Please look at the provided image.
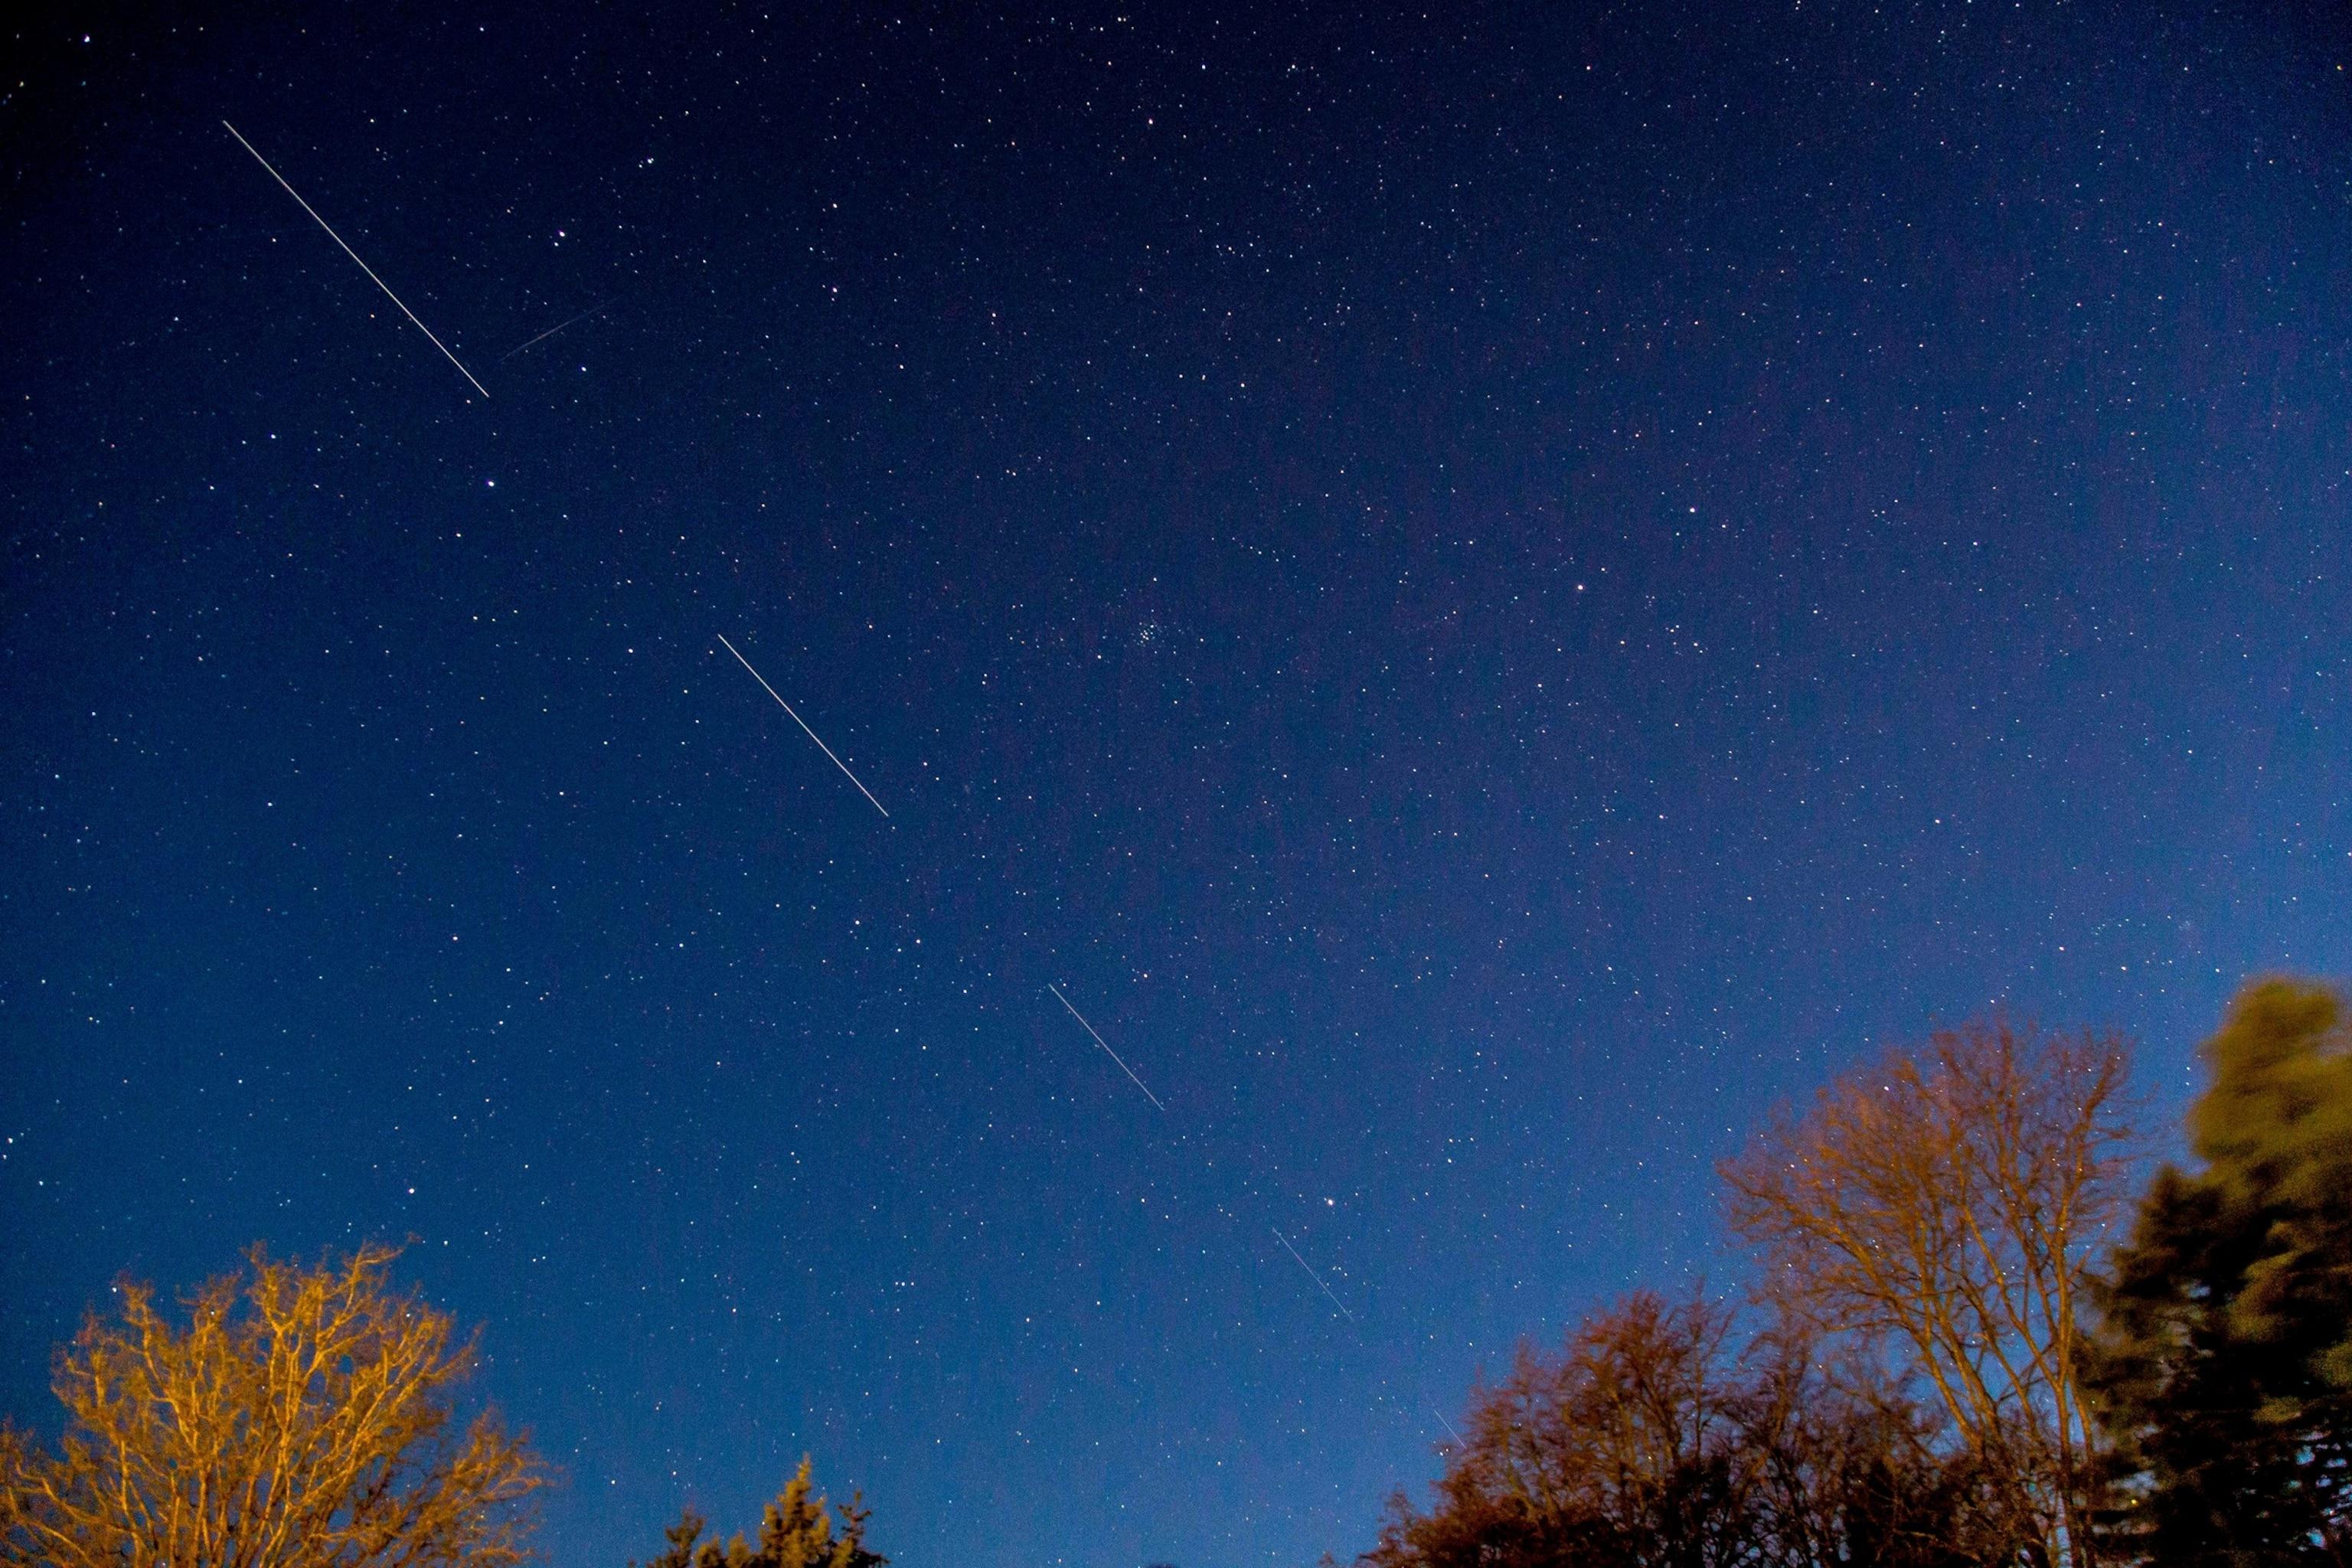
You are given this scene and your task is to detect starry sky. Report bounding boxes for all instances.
[3,3,2348,1565]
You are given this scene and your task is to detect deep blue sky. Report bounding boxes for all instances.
[4,3,2348,1565]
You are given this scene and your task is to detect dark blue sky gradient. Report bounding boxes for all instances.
[4,4,2348,1565]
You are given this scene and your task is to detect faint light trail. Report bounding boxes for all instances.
[501,299,612,359]
[1271,1227,1355,1322]
[715,632,890,818]
[221,120,490,400]
[1047,984,1165,1112]
[1430,1406,1465,1445]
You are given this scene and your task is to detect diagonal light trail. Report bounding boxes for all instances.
[222,120,489,400]
[1047,984,1165,1112]
[1271,1227,1356,1322]
[1046,981,1378,1333]
[501,299,611,359]
[716,632,889,818]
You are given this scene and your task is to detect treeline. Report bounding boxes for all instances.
[1358,979,2352,1566]
[2,979,2344,1568]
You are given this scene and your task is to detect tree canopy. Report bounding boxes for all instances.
[2091,978,2352,1560]
[0,1244,543,1568]
[1361,1290,2018,1567]
[1722,1021,2130,1563]
[632,1458,884,1568]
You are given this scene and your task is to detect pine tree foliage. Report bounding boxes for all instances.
[2091,978,2352,1561]
[632,1458,884,1568]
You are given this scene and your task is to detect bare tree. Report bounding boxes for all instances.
[1721,1021,2131,1565]
[1358,1291,2024,1568]
[0,1244,544,1568]
[1363,1290,1755,1568]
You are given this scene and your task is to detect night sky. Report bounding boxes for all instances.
[4,3,2349,1565]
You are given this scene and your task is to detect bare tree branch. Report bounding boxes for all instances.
[0,1245,546,1568]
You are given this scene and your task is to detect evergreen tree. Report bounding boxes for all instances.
[2092,978,2352,1560]
[633,1457,884,1568]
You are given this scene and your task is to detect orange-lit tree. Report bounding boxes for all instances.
[0,1243,544,1568]
[1722,1020,2132,1565]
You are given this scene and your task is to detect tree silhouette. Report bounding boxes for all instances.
[1357,1292,2004,1566]
[2091,978,2352,1560]
[632,1458,884,1568]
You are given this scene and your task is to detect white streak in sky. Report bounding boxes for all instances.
[1272,1227,1355,1322]
[1047,984,1165,1112]
[221,120,490,400]
[501,300,612,359]
[715,632,890,818]
[1430,1406,1465,1446]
